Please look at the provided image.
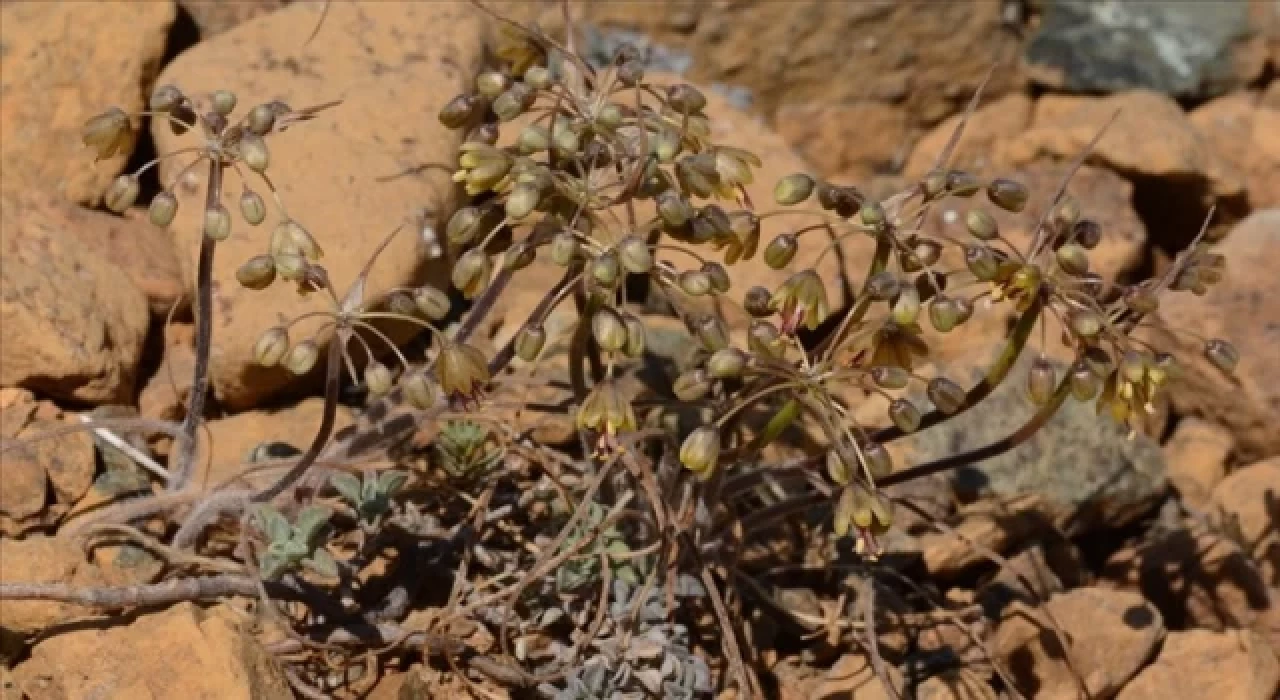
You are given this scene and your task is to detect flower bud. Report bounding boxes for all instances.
[774,173,815,205]
[149,84,183,113]
[516,123,550,154]
[702,262,730,294]
[1204,339,1238,376]
[679,426,720,476]
[364,362,394,396]
[1028,356,1056,405]
[694,314,729,352]
[503,241,535,271]
[274,252,307,281]
[236,254,277,290]
[239,190,267,225]
[148,191,179,227]
[239,132,269,173]
[253,327,290,367]
[1121,349,1148,383]
[387,291,418,318]
[707,348,747,379]
[921,170,948,199]
[891,286,922,325]
[946,170,983,197]
[763,234,798,270]
[965,208,998,240]
[278,220,322,260]
[1051,195,1081,230]
[492,89,526,122]
[889,398,922,433]
[928,296,961,333]
[964,244,999,281]
[863,442,893,479]
[439,93,481,129]
[927,377,966,414]
[283,340,319,376]
[597,103,623,129]
[667,84,706,114]
[1056,243,1089,276]
[511,323,545,362]
[82,107,133,160]
[745,286,773,317]
[505,183,541,220]
[657,191,693,228]
[211,89,237,116]
[524,65,552,89]
[1124,286,1159,314]
[1069,309,1102,338]
[859,201,886,228]
[827,450,853,485]
[617,235,653,274]
[247,104,275,135]
[105,175,140,213]
[678,269,713,297]
[591,308,629,353]
[1073,218,1102,249]
[204,203,232,241]
[475,71,509,99]
[1069,362,1100,401]
[749,320,783,359]
[1083,346,1114,378]
[452,249,491,299]
[550,231,579,266]
[403,371,437,409]
[673,368,711,402]
[446,206,483,245]
[589,251,621,288]
[987,178,1029,212]
[414,285,451,320]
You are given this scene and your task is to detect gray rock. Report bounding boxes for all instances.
[905,352,1167,535]
[1026,0,1251,98]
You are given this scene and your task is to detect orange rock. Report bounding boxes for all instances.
[1116,629,1279,700]
[1163,417,1235,509]
[1210,457,1280,586]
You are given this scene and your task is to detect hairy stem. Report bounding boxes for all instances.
[170,160,223,491]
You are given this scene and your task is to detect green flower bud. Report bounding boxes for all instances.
[863,442,893,479]
[889,398,922,433]
[1028,356,1056,405]
[283,340,319,376]
[617,235,653,274]
[104,175,140,213]
[591,308,629,353]
[403,371,437,409]
[1069,362,1100,401]
[964,244,999,281]
[247,104,275,135]
[524,65,552,89]
[651,127,681,163]
[859,201,886,227]
[277,220,322,261]
[679,269,713,297]
[866,271,901,301]
[414,285,451,321]
[987,177,1029,212]
[1124,286,1159,314]
[211,89,237,116]
[452,249,491,299]
[253,327,290,367]
[203,203,232,241]
[550,231,579,266]
[239,190,267,225]
[503,241,535,271]
[946,170,983,197]
[827,450,853,485]
[870,366,909,390]
[702,262,730,294]
[891,286,922,325]
[475,71,509,99]
[492,89,526,122]
[1073,218,1102,249]
[148,191,179,228]
[965,208,998,240]
[273,252,307,281]
[517,124,550,154]
[239,132,269,173]
[597,103,623,129]
[590,251,621,288]
[657,191,694,228]
[927,377,966,414]
[679,425,720,477]
[928,296,961,333]
[236,254,277,290]
[364,362,394,396]
[694,314,729,352]
[921,170,948,200]
[446,206,483,245]
[623,315,646,358]
[745,286,773,317]
[1051,195,1080,230]
[1204,339,1238,376]
[749,320,783,359]
[707,348,747,379]
[1121,349,1148,384]
[505,183,541,220]
[774,173,815,205]
[673,368,711,402]
[1069,309,1102,338]
[763,233,798,270]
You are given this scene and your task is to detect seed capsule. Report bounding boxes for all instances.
[863,442,893,479]
[239,190,267,225]
[965,244,999,281]
[774,173,815,205]
[965,208,998,240]
[694,315,729,352]
[987,177,1029,212]
[1073,218,1102,249]
[247,104,275,135]
[148,191,179,228]
[452,249,491,299]
[211,89,237,116]
[763,234,798,270]
[928,296,961,333]
[590,252,621,288]
[204,204,232,241]
[870,366,909,390]
[439,93,481,129]
[591,308,629,353]
[927,377,966,414]
[745,286,773,317]
[149,84,183,113]
[889,398,922,433]
[707,348,747,379]
[403,371,437,409]
[283,341,319,376]
[550,231,579,266]
[104,175,140,213]
[1028,356,1056,405]
[253,327,290,367]
[236,254,277,290]
[1069,362,1101,401]
[679,270,713,297]
[617,235,653,274]
[1056,243,1089,276]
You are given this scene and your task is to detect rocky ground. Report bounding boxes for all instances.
[1,1,1279,699]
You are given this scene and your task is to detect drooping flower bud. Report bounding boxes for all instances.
[987,177,1029,212]
[707,348,747,379]
[211,89,237,116]
[236,254,277,290]
[774,173,815,205]
[452,249,492,299]
[104,175,140,213]
[679,425,720,477]
[889,398,922,433]
[414,285,451,321]
[148,191,179,228]
[239,132,269,173]
[403,371,437,410]
[965,208,998,240]
[591,308,629,353]
[1204,339,1239,376]
[253,327,290,367]
[247,104,275,135]
[763,233,798,270]
[364,362,394,396]
[1027,356,1057,405]
[673,368,711,402]
[203,203,232,241]
[82,107,133,160]
[238,190,267,225]
[927,377,966,414]
[617,235,653,274]
[436,342,490,404]
[283,340,319,376]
